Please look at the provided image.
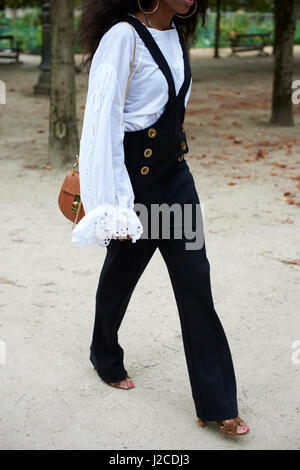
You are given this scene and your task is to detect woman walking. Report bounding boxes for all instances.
[72,0,249,436]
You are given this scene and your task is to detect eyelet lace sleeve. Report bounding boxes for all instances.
[71,23,143,248]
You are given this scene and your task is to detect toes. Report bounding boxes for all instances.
[125,376,135,388]
[237,424,249,434]
[119,382,129,389]
[122,380,130,388]
[120,378,134,389]
[221,419,250,435]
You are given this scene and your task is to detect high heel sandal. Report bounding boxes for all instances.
[197,416,250,436]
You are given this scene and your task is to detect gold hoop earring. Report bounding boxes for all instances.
[138,0,160,15]
[175,0,198,18]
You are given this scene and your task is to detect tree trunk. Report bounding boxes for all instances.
[270,0,296,126]
[214,0,221,59]
[49,0,78,168]
[34,1,51,96]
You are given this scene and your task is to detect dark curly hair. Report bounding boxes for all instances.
[78,0,208,69]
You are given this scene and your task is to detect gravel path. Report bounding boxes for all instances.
[0,48,299,450]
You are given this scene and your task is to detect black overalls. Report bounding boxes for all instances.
[90,14,239,422]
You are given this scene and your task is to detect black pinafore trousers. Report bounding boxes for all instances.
[122,14,194,209]
[91,18,239,424]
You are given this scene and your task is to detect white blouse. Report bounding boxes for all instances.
[71,15,192,248]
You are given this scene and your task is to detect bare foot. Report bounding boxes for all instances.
[221,418,250,435]
[108,376,135,389]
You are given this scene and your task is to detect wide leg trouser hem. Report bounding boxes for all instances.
[196,403,239,422]
[90,355,128,384]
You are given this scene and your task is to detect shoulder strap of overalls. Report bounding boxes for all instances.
[124,14,177,104]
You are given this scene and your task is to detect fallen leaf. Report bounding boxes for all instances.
[232,175,251,179]
[272,162,287,169]
[213,154,228,160]
[280,259,300,266]
[223,134,236,140]
[256,149,269,159]
[290,174,300,180]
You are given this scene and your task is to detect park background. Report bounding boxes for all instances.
[1,2,300,52]
[0,0,299,451]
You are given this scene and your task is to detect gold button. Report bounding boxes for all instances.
[182,125,185,132]
[148,128,157,138]
[181,141,187,151]
[178,155,184,162]
[141,166,150,175]
[144,148,153,158]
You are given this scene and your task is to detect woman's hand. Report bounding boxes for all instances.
[119,235,132,241]
[112,235,132,241]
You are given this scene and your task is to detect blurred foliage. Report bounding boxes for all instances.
[0,8,81,53]
[0,0,42,7]
[0,9,42,53]
[1,0,273,8]
[0,4,299,53]
[1,0,81,7]
[209,0,274,12]
[193,10,299,48]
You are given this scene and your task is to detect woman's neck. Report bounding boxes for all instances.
[132,6,175,31]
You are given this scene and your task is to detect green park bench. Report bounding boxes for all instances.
[229,32,271,56]
[0,35,22,63]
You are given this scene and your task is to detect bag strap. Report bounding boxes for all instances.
[121,22,137,111]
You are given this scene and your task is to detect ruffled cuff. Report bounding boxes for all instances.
[71,204,144,248]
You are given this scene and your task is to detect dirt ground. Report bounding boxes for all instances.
[0,46,299,450]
